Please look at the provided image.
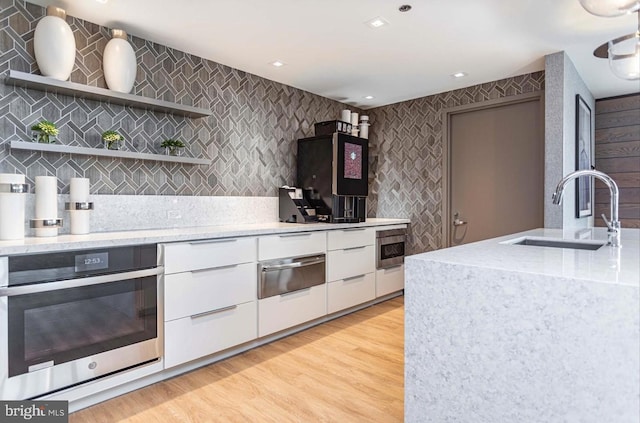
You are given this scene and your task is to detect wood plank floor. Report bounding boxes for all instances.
[70,297,404,423]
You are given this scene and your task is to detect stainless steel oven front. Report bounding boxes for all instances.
[376,228,407,269]
[0,244,162,400]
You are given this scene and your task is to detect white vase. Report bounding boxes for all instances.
[33,6,76,81]
[103,29,137,93]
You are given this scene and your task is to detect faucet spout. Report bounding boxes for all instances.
[551,169,621,247]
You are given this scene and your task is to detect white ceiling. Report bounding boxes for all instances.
[26,0,640,109]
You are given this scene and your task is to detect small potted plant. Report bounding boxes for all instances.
[102,130,124,150]
[160,139,186,156]
[31,120,59,143]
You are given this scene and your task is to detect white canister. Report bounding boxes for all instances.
[0,174,27,240]
[34,176,59,237]
[34,6,76,81]
[360,115,370,139]
[103,29,137,93]
[69,177,90,235]
[341,109,351,123]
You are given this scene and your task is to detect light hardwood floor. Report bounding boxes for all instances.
[70,296,404,423]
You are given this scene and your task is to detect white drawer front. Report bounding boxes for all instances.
[258,284,326,337]
[327,245,375,282]
[164,301,257,368]
[163,237,256,274]
[327,272,375,314]
[258,232,326,261]
[376,265,404,297]
[164,262,256,321]
[327,227,375,251]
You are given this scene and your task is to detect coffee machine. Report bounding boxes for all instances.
[295,132,368,223]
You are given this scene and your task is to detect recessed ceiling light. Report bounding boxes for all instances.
[398,5,412,12]
[366,17,388,28]
[270,60,285,67]
[95,0,108,3]
[452,72,467,78]
[364,95,374,100]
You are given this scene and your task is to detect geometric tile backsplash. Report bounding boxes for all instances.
[368,72,545,254]
[0,1,545,255]
[0,0,355,196]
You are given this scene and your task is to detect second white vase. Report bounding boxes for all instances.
[34,6,76,81]
[103,29,137,93]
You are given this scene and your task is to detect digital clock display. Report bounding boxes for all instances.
[74,252,109,272]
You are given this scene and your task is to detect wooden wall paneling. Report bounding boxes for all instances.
[596,125,640,144]
[594,94,640,228]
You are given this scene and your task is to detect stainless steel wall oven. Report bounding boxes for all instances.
[0,244,162,399]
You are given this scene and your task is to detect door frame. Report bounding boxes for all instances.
[441,91,544,248]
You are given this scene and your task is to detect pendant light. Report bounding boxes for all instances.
[578,0,640,17]
[593,11,640,80]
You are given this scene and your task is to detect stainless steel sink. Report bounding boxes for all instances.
[505,237,606,251]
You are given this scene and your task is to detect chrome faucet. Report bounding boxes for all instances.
[551,169,621,247]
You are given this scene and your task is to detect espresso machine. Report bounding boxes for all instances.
[294,132,368,223]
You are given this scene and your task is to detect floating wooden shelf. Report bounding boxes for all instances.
[10,141,211,165]
[6,70,212,118]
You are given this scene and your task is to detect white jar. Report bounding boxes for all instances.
[34,6,76,81]
[103,29,137,93]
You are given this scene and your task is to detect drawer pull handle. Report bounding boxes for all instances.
[343,274,366,282]
[344,246,366,251]
[189,238,238,245]
[190,263,239,274]
[383,264,403,270]
[261,256,325,271]
[343,228,366,232]
[191,305,237,319]
[278,233,312,238]
[280,287,311,297]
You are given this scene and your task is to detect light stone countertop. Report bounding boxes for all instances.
[404,227,640,422]
[0,218,409,256]
[406,227,640,287]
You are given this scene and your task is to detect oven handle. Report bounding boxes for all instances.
[0,267,163,297]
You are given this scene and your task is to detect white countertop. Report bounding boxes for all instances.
[0,218,409,255]
[407,227,640,287]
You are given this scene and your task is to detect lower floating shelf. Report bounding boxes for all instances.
[9,140,211,165]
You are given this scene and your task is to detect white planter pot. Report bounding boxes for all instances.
[103,29,137,93]
[33,6,76,81]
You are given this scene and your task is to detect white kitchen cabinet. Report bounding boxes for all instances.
[376,264,404,297]
[164,301,257,369]
[326,227,375,251]
[164,262,256,322]
[163,237,256,274]
[162,237,258,368]
[325,227,376,314]
[258,284,327,337]
[327,273,375,314]
[326,245,375,283]
[258,232,325,261]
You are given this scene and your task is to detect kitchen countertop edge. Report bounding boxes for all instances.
[0,218,410,255]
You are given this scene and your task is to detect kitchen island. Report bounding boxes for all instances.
[405,228,639,423]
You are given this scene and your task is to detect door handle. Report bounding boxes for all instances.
[452,212,467,227]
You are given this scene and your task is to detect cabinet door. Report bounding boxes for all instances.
[327,273,375,314]
[376,265,404,297]
[327,228,374,251]
[327,245,375,282]
[164,263,256,321]
[258,284,327,337]
[163,237,256,274]
[258,232,326,261]
[164,301,257,368]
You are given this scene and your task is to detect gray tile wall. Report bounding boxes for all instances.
[0,0,356,196]
[368,72,545,254]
